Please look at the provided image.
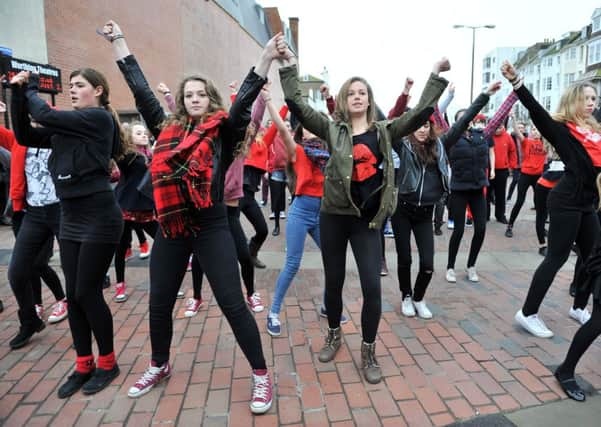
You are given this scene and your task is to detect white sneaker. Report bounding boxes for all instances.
[569,307,591,325]
[446,268,456,283]
[467,267,479,282]
[413,300,433,319]
[515,310,554,338]
[176,290,185,299]
[269,212,275,220]
[447,220,455,230]
[401,296,416,317]
[280,211,286,219]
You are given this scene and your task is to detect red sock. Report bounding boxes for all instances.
[75,355,95,374]
[97,352,116,370]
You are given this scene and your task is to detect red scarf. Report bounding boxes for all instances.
[151,111,228,237]
[567,122,601,167]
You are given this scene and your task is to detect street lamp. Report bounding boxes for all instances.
[453,24,496,102]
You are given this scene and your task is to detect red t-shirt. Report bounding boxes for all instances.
[520,138,546,175]
[293,144,324,197]
[492,131,517,169]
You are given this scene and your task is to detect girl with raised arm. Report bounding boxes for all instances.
[279,47,449,384]
[102,20,282,413]
[10,68,125,398]
[501,60,600,338]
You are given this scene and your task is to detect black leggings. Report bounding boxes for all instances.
[447,189,487,269]
[320,212,381,343]
[487,168,509,221]
[534,184,551,245]
[11,210,64,305]
[507,168,520,200]
[192,205,254,298]
[8,204,63,327]
[115,220,158,283]
[60,239,117,356]
[391,201,434,302]
[131,223,147,246]
[522,208,599,316]
[240,188,268,255]
[558,298,601,377]
[148,205,265,368]
[509,172,540,226]
[269,176,286,229]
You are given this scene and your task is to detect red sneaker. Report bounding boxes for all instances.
[246,293,264,313]
[127,361,171,398]
[48,299,68,323]
[184,298,203,317]
[139,242,150,259]
[114,282,128,302]
[250,369,273,414]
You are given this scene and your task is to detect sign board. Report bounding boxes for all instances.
[0,54,62,93]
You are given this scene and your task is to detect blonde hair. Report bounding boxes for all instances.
[162,75,225,128]
[334,76,376,126]
[553,82,601,132]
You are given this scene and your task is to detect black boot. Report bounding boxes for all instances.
[58,370,94,398]
[82,365,120,395]
[9,318,46,349]
[248,239,266,269]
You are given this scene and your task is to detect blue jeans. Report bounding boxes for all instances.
[270,195,321,315]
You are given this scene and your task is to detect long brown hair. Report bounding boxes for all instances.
[407,122,439,165]
[162,75,225,128]
[553,82,601,132]
[70,68,126,160]
[334,76,376,126]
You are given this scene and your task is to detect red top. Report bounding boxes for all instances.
[293,144,324,197]
[492,130,517,169]
[520,138,546,175]
[244,105,289,171]
[267,135,288,172]
[0,126,27,212]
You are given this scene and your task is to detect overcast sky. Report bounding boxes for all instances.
[261,0,600,113]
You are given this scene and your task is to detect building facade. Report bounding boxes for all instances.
[481,47,525,115]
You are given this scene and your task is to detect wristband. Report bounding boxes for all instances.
[163,91,171,95]
[111,34,125,42]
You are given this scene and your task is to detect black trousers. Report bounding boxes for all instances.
[559,298,601,376]
[240,188,268,255]
[509,172,540,226]
[507,168,520,200]
[131,223,147,245]
[320,212,381,343]
[433,197,446,230]
[8,204,62,327]
[391,201,435,302]
[60,240,117,356]
[522,207,599,316]
[192,205,255,298]
[487,168,509,221]
[11,210,64,305]
[115,220,158,283]
[447,189,487,269]
[148,204,266,368]
[534,184,551,245]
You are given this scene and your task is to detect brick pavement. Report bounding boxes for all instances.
[0,203,600,426]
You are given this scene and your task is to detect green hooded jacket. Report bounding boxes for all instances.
[279,65,448,229]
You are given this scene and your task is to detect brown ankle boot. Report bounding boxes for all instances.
[361,341,382,384]
[318,327,341,362]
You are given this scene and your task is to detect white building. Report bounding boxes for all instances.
[583,8,601,94]
[481,47,525,115]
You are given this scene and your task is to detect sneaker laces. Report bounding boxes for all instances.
[136,366,162,387]
[268,314,280,326]
[52,300,66,315]
[252,374,271,401]
[186,298,198,310]
[249,293,261,305]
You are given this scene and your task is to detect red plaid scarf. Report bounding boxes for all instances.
[151,111,228,237]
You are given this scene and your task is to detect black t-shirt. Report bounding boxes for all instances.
[351,130,383,220]
[402,162,443,206]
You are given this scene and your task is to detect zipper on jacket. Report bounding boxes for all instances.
[417,166,426,206]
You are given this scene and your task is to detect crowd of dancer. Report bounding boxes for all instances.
[1,18,601,415]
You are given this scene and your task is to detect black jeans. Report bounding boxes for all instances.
[8,204,62,327]
[131,223,147,246]
[11,210,64,305]
[391,201,434,302]
[115,220,158,283]
[534,184,551,245]
[240,188,268,255]
[447,189,487,269]
[192,205,255,298]
[487,168,509,221]
[60,240,117,356]
[507,168,520,200]
[509,172,540,226]
[148,204,266,368]
[522,207,599,316]
[434,197,446,230]
[320,212,381,343]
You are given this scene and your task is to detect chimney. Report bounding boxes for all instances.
[289,17,299,56]
[263,7,283,36]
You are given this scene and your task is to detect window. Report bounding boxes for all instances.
[570,47,577,60]
[589,40,601,65]
[593,15,601,33]
[483,57,491,68]
[544,97,551,110]
[545,57,553,67]
[581,45,585,63]
[557,55,560,65]
[483,72,490,83]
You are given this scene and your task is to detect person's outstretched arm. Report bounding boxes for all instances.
[483,91,519,140]
[263,87,296,162]
[388,77,413,119]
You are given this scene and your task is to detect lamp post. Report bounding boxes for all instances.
[453,24,496,102]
